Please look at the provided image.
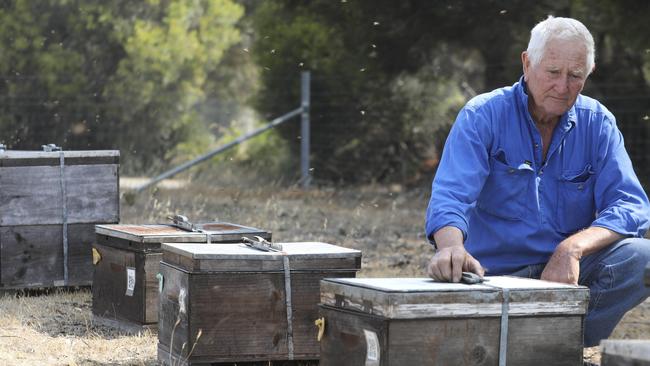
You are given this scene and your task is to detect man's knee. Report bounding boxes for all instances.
[580,237,650,305]
[581,237,650,346]
[610,237,650,269]
[586,237,650,266]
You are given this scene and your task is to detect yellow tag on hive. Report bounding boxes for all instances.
[92,247,102,265]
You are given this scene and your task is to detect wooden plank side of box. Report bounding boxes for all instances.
[0,223,97,288]
[320,277,588,318]
[157,263,195,364]
[318,277,587,366]
[318,306,391,366]
[319,305,501,366]
[0,164,119,226]
[504,315,583,365]
[91,243,161,324]
[157,242,362,364]
[170,270,358,362]
[290,271,356,356]
[189,271,292,360]
[157,345,322,366]
[320,306,582,366]
[601,340,650,366]
[0,150,119,167]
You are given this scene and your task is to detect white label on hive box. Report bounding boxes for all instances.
[364,329,380,366]
[179,287,187,314]
[125,267,136,296]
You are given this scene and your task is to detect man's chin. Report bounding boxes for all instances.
[544,103,572,117]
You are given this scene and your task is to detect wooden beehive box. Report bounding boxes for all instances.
[157,242,362,365]
[318,277,589,366]
[92,222,271,330]
[0,149,119,289]
[601,340,650,366]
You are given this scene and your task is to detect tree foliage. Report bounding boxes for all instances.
[252,0,650,185]
[1,1,648,185]
[0,0,243,173]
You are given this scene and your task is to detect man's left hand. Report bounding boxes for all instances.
[540,227,624,285]
[540,240,581,285]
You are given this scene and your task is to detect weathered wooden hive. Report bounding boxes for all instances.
[0,147,119,289]
[157,241,362,365]
[318,277,589,366]
[601,340,650,366]
[92,218,271,330]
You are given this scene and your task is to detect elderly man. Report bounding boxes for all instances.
[425,16,650,347]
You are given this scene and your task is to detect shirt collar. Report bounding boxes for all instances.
[515,75,577,132]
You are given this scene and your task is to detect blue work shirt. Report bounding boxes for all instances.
[425,76,650,275]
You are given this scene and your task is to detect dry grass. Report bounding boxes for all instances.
[1,176,649,365]
[119,179,434,278]
[0,290,156,365]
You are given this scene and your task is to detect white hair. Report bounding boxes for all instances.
[526,16,595,73]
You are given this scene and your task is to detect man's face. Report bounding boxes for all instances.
[522,38,592,122]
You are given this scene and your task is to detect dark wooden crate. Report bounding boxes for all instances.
[0,150,119,289]
[91,223,271,327]
[158,347,319,366]
[601,340,650,366]
[318,277,589,366]
[92,242,161,326]
[1,223,99,288]
[157,242,362,365]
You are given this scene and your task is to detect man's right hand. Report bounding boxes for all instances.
[427,226,484,282]
[427,245,484,282]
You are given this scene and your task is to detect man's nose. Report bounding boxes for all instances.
[554,75,570,94]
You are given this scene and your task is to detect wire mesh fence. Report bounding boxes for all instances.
[1,73,650,191]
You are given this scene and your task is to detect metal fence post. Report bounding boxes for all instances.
[301,71,311,188]
[131,72,310,194]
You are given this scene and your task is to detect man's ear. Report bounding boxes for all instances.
[521,51,530,80]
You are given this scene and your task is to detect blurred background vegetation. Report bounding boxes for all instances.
[0,0,649,187]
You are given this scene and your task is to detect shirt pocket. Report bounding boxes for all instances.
[477,154,532,220]
[556,164,596,234]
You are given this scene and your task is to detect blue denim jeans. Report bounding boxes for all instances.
[507,238,650,347]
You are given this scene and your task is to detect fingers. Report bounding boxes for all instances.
[427,258,444,281]
[427,249,450,281]
[450,248,464,283]
[540,250,580,285]
[428,246,482,283]
[464,254,486,277]
[438,249,453,281]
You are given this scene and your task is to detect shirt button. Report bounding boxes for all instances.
[578,184,584,190]
[539,170,544,175]
[534,143,539,148]
[508,168,515,173]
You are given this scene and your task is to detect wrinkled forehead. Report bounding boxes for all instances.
[539,37,590,70]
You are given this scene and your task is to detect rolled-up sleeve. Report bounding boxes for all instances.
[425,106,493,244]
[591,118,650,237]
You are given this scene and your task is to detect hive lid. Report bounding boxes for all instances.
[320,277,589,319]
[161,242,362,271]
[96,222,271,245]
[1,150,119,226]
[0,150,119,166]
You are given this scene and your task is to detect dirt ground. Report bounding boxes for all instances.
[1,179,649,365]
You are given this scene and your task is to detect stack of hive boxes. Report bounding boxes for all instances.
[0,148,119,289]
